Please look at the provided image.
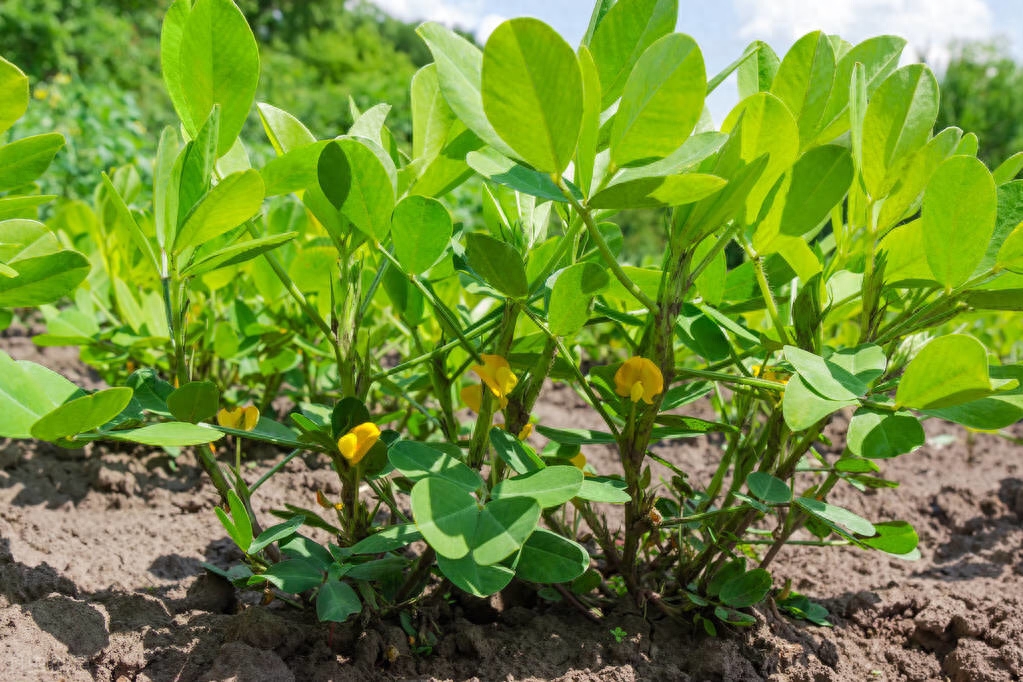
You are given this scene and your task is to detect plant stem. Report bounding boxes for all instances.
[557,179,660,314]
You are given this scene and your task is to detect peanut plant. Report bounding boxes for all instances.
[2,0,1022,633]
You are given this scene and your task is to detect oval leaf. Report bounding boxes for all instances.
[610,33,706,168]
[410,477,480,560]
[895,335,992,410]
[464,232,527,297]
[30,387,134,442]
[921,155,997,290]
[515,529,590,584]
[391,195,451,274]
[482,18,582,174]
[490,466,583,509]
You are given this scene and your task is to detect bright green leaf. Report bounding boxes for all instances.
[481,18,582,174]
[30,387,133,442]
[411,477,479,560]
[391,195,452,274]
[610,33,705,168]
[921,156,997,290]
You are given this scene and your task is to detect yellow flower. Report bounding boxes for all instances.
[33,87,48,101]
[217,405,260,431]
[470,354,518,409]
[337,422,381,465]
[517,423,533,441]
[569,452,587,470]
[614,357,664,405]
[460,384,483,413]
[750,364,790,384]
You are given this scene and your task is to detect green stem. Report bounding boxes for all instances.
[557,179,660,314]
[375,243,484,364]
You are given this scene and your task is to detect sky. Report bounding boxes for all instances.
[371,0,1023,121]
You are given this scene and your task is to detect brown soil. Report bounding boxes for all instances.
[1,328,1022,681]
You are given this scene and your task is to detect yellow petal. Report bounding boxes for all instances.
[240,406,260,431]
[569,452,587,470]
[217,407,243,429]
[337,421,381,465]
[615,357,663,404]
[472,354,517,401]
[460,384,483,413]
[517,423,533,441]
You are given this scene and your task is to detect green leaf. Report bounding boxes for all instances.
[181,232,297,277]
[610,33,705,167]
[721,93,799,224]
[0,351,83,438]
[316,580,361,623]
[391,195,451,274]
[770,31,835,148]
[249,515,305,554]
[719,568,772,608]
[0,250,89,308]
[166,380,219,424]
[481,18,582,174]
[589,174,726,209]
[0,133,65,191]
[746,472,791,504]
[998,222,1023,273]
[174,170,265,252]
[536,425,615,445]
[464,232,527,297]
[466,148,575,202]
[260,141,328,196]
[921,156,997,290]
[489,427,544,474]
[226,489,253,551]
[737,41,780,99]
[795,497,875,537]
[782,374,858,431]
[576,478,631,503]
[107,422,223,447]
[860,521,918,555]
[168,0,260,155]
[0,196,55,222]
[410,477,479,560]
[473,496,540,565]
[436,553,514,598]
[784,345,866,401]
[816,35,906,144]
[514,529,589,584]
[317,139,394,241]
[416,22,517,159]
[349,524,423,555]
[491,466,583,509]
[861,65,939,198]
[389,440,482,493]
[0,57,29,136]
[993,151,1023,186]
[876,126,961,231]
[846,408,924,459]
[779,145,853,236]
[259,559,324,594]
[29,387,133,442]
[588,0,677,108]
[257,102,316,154]
[896,335,993,410]
[924,365,1023,430]
[99,173,160,274]
[547,262,610,335]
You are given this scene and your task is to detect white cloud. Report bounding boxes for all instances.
[733,0,994,71]
[369,0,501,43]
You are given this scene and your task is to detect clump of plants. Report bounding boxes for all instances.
[2,0,1023,635]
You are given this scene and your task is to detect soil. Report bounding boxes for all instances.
[1,326,1022,681]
